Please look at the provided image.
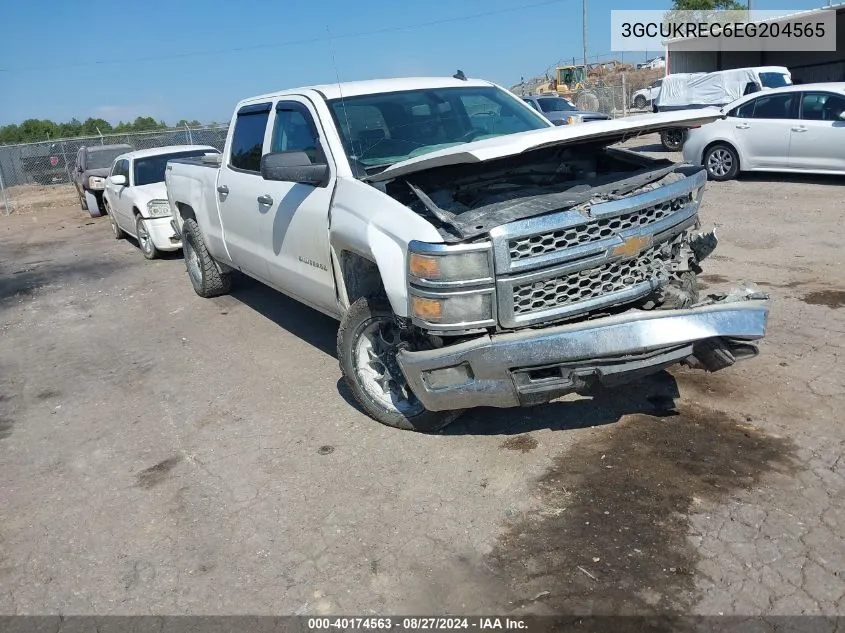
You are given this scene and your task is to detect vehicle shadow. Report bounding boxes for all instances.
[737,172,845,187]
[229,275,338,358]
[446,370,680,435]
[226,275,682,434]
[336,370,680,436]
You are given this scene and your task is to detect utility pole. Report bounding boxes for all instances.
[582,0,588,73]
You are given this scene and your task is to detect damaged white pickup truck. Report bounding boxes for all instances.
[165,76,769,431]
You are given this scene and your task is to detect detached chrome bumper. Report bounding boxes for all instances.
[397,293,769,411]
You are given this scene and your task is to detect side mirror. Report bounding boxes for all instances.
[838,111,845,121]
[260,151,329,187]
[109,175,127,186]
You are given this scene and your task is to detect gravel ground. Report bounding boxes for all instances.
[0,134,843,618]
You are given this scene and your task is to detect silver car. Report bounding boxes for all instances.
[521,95,610,126]
[683,82,845,181]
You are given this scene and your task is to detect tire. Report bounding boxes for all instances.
[103,197,125,239]
[181,218,231,297]
[633,95,647,109]
[136,214,160,260]
[337,297,462,432]
[78,188,88,211]
[660,129,686,152]
[85,191,104,217]
[703,143,739,181]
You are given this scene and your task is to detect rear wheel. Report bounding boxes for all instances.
[136,215,159,260]
[181,218,231,297]
[338,297,461,432]
[704,143,739,181]
[660,129,686,151]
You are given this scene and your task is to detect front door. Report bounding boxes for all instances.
[258,98,337,313]
[735,92,797,169]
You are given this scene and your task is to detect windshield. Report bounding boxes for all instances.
[759,72,791,88]
[327,86,549,171]
[86,147,131,170]
[133,149,219,186]
[537,97,577,113]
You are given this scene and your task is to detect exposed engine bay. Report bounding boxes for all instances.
[391,141,720,332]
[385,143,690,241]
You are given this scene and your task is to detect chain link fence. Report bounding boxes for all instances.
[0,125,228,214]
[510,68,666,118]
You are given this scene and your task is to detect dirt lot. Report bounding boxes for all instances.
[1,135,843,619]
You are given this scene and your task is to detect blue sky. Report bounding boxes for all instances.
[0,0,827,126]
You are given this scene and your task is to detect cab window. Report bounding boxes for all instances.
[271,103,325,165]
[749,93,796,119]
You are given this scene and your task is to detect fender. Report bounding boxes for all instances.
[329,177,443,317]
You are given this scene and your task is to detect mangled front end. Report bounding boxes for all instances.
[376,140,768,411]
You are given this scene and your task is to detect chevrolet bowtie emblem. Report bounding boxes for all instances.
[612,234,651,258]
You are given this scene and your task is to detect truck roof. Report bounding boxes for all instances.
[239,76,496,106]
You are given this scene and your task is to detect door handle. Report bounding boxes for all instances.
[735,124,750,129]
[791,127,807,132]
[216,184,229,195]
[257,194,274,206]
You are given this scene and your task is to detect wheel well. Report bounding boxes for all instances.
[702,140,740,170]
[176,202,196,223]
[339,251,385,305]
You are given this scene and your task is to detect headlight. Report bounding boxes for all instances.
[147,199,171,218]
[410,292,493,325]
[88,176,105,190]
[566,116,580,125]
[408,249,491,284]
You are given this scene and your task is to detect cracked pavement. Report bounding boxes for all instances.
[0,135,843,617]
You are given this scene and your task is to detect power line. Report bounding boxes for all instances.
[0,0,568,73]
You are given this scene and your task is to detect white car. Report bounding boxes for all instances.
[631,79,663,109]
[103,146,220,258]
[683,83,845,181]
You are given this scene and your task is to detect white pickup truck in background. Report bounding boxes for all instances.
[165,76,770,432]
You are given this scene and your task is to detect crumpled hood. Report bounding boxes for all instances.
[367,108,723,183]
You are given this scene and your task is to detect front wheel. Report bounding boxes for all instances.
[633,95,647,109]
[181,218,231,297]
[660,129,686,152]
[136,215,160,260]
[338,297,461,432]
[704,143,739,181]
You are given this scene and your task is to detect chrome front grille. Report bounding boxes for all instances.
[491,168,707,329]
[512,241,671,316]
[508,193,691,262]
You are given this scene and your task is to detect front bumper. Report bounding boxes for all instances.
[142,216,182,251]
[397,292,769,411]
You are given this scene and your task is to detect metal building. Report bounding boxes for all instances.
[665,4,845,83]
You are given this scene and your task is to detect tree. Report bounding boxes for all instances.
[671,0,746,9]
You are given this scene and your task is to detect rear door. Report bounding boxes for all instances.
[788,91,845,172]
[259,98,337,312]
[732,92,797,169]
[216,103,273,280]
